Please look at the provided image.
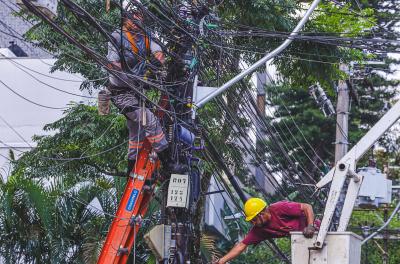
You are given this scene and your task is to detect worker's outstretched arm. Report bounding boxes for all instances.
[301,203,316,238]
[214,241,247,264]
[300,203,314,225]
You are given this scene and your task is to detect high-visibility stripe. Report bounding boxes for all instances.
[129,141,144,148]
[124,27,139,54]
[129,146,143,149]
[129,143,144,147]
[147,132,165,143]
[129,145,143,148]
[129,140,144,144]
[149,137,164,143]
[147,132,164,140]
[144,34,150,56]
[129,142,143,146]
[129,144,143,149]
[148,136,163,142]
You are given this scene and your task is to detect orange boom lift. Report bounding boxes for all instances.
[98,96,169,264]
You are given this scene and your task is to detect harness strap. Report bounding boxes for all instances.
[123,27,150,57]
[144,34,150,57]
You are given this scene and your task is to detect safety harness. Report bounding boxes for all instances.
[124,27,150,57]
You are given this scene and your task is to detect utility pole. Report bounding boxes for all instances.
[254,71,276,194]
[335,64,350,163]
[383,206,389,264]
[332,63,350,229]
[256,72,267,117]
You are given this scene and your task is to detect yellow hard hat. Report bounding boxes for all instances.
[244,198,267,221]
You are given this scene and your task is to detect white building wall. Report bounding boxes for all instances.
[0,57,92,180]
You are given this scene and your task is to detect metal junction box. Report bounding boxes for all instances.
[144,224,172,261]
[291,232,362,264]
[356,167,392,208]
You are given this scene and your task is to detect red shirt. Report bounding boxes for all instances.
[242,201,307,245]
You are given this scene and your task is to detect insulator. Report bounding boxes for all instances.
[186,96,192,108]
[168,124,174,143]
[177,2,193,21]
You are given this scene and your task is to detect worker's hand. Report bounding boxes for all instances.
[303,224,316,238]
[149,54,163,69]
[211,259,224,264]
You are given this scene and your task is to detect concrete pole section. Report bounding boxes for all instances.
[256,72,267,116]
[254,72,276,195]
[335,64,350,163]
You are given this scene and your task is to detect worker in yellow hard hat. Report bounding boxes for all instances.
[213,198,319,264]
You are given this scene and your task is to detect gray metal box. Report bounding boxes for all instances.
[291,232,362,264]
[144,224,171,261]
[357,167,392,208]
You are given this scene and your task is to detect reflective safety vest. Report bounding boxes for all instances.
[116,27,151,75]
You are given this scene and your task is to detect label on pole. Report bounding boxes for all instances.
[126,189,139,211]
[167,174,190,208]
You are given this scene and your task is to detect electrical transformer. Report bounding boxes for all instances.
[356,166,392,209]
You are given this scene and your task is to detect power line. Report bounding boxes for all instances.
[0,80,68,110]
[4,59,98,99]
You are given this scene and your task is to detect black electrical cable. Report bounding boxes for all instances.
[0,80,67,110]
[200,50,322,188]
[197,49,324,204]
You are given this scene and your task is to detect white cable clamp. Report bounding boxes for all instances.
[129,172,145,181]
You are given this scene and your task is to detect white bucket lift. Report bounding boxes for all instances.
[291,232,362,264]
[291,100,400,264]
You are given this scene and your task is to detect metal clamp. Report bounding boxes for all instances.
[129,215,143,226]
[347,169,361,183]
[117,246,129,256]
[129,172,145,181]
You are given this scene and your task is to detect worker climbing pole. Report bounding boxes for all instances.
[18,0,204,262]
[98,1,214,263]
[95,2,202,263]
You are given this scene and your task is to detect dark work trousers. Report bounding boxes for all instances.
[109,86,168,161]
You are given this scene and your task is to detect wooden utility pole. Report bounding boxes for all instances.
[335,64,350,163]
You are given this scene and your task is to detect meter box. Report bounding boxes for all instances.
[291,232,362,264]
[356,167,392,208]
[17,0,58,18]
[144,225,171,261]
[167,174,190,208]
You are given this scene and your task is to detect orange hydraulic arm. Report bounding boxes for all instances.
[97,142,159,264]
[98,95,169,264]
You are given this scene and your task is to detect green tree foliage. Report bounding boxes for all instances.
[350,208,400,264]
[3,0,399,263]
[24,0,117,92]
[262,2,399,182]
[0,105,163,263]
